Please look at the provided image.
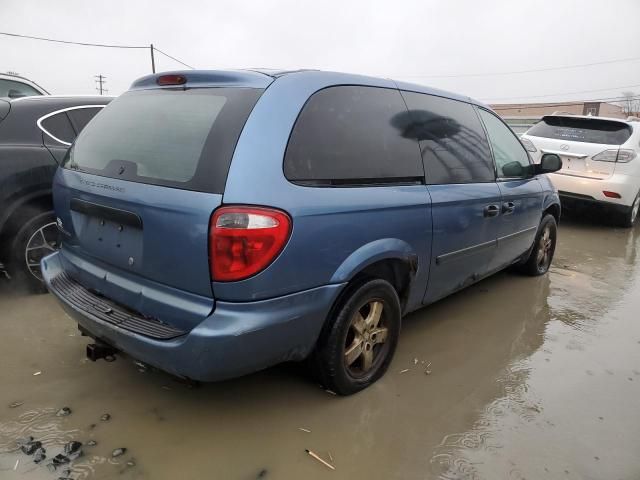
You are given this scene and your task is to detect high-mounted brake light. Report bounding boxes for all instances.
[157,74,187,86]
[209,206,292,282]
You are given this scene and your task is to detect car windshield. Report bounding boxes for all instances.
[526,116,632,145]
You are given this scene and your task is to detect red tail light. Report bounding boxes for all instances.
[209,206,291,281]
[603,191,621,199]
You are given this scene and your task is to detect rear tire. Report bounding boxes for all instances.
[7,211,58,293]
[310,279,401,395]
[518,214,557,276]
[617,191,640,228]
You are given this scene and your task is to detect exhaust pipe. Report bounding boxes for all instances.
[86,342,118,362]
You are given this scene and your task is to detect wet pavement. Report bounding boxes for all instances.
[1,215,639,480]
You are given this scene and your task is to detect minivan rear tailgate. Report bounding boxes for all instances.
[53,169,220,331]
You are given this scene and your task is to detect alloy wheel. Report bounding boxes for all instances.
[536,225,553,271]
[24,222,59,281]
[343,299,389,377]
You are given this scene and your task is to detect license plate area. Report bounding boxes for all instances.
[70,199,143,270]
[561,156,586,172]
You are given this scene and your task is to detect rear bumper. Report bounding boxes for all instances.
[42,251,345,381]
[558,192,629,214]
[549,172,639,207]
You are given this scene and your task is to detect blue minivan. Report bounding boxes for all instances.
[42,70,562,394]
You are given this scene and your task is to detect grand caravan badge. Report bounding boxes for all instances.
[78,178,125,192]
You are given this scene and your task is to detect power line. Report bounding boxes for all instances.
[154,47,195,69]
[394,55,640,79]
[482,83,640,102]
[0,31,146,49]
[0,31,195,71]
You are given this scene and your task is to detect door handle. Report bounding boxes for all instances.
[484,204,500,217]
[502,202,516,214]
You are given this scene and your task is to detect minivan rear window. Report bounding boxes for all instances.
[64,88,263,193]
[526,116,632,145]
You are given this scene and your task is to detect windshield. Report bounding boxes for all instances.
[64,87,263,193]
[526,116,632,145]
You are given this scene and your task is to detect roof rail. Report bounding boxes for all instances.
[551,111,575,116]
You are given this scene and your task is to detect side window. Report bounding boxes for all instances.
[400,91,495,184]
[67,106,103,133]
[40,112,76,145]
[284,86,423,185]
[0,78,41,98]
[478,109,531,179]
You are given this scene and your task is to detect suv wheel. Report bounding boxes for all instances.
[311,279,401,395]
[519,214,557,276]
[9,211,58,292]
[618,191,640,228]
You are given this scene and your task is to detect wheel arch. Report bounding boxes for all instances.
[0,190,53,256]
[329,238,418,313]
[544,203,560,224]
[542,194,561,224]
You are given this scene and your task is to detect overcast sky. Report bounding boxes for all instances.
[2,0,640,103]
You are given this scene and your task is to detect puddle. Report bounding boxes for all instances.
[1,215,640,479]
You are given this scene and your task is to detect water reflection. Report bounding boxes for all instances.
[428,218,640,479]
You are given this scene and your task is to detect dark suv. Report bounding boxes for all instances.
[0,95,111,289]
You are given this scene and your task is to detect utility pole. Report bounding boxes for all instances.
[94,75,107,95]
[150,44,156,73]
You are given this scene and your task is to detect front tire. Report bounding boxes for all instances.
[8,211,58,293]
[519,214,557,276]
[311,279,401,395]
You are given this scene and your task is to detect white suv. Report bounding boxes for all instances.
[521,114,640,227]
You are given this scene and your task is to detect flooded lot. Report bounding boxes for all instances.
[1,216,639,480]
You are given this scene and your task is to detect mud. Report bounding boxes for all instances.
[1,215,639,479]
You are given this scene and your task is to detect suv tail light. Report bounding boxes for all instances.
[592,149,637,163]
[209,206,291,282]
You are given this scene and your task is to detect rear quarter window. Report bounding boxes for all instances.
[40,112,76,145]
[527,117,632,145]
[284,86,424,185]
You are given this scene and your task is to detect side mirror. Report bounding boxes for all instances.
[501,161,525,177]
[534,153,562,175]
